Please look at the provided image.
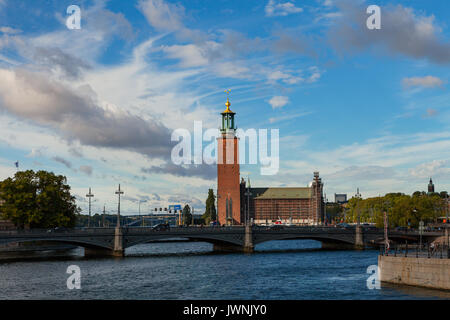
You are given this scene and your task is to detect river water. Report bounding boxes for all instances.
[0,240,449,300]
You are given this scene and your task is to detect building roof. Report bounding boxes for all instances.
[251,187,312,199]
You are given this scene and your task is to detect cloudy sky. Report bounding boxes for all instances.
[0,0,449,215]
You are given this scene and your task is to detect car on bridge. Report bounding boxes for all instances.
[46,227,71,233]
[269,224,284,230]
[335,223,353,229]
[152,223,170,231]
[362,223,377,230]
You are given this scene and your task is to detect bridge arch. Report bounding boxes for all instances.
[0,237,113,251]
[123,234,244,249]
[253,234,356,246]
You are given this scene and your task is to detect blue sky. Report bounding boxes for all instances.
[0,0,449,215]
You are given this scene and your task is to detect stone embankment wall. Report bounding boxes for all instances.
[378,255,450,290]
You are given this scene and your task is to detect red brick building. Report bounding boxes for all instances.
[240,172,324,225]
[217,97,242,225]
[216,98,324,226]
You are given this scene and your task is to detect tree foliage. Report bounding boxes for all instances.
[202,189,216,224]
[344,192,446,228]
[182,204,192,226]
[0,170,80,229]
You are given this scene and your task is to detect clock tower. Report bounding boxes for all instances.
[217,94,241,225]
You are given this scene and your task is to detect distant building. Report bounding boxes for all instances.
[428,178,435,193]
[353,188,362,199]
[334,193,347,204]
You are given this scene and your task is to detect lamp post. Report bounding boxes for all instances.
[102,205,106,228]
[446,193,449,225]
[115,184,124,228]
[138,200,146,227]
[86,188,94,228]
[244,181,251,226]
[419,220,424,250]
[216,193,220,226]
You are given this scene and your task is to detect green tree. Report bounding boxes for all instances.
[182,204,192,226]
[0,170,80,229]
[202,189,216,224]
[344,192,444,228]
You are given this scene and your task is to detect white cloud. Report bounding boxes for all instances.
[138,0,185,32]
[265,0,303,17]
[79,165,93,176]
[268,96,289,109]
[0,68,173,158]
[162,43,211,68]
[402,76,444,88]
[267,70,303,84]
[269,111,311,123]
[329,3,450,64]
[409,160,450,178]
[212,61,251,79]
[0,26,21,34]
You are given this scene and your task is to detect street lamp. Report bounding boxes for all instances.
[244,178,251,226]
[138,200,146,227]
[446,193,449,225]
[115,184,124,228]
[86,188,94,228]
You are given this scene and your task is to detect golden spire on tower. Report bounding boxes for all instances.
[223,89,233,113]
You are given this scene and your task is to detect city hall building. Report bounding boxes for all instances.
[217,97,324,226]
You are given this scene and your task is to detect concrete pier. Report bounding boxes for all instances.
[85,227,124,257]
[354,225,364,250]
[113,226,124,256]
[213,225,254,253]
[243,225,254,253]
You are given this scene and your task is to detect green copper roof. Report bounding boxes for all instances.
[252,187,312,199]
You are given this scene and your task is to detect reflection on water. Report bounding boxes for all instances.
[380,282,450,299]
[0,240,448,300]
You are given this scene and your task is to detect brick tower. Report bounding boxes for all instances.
[217,95,241,226]
[311,172,324,225]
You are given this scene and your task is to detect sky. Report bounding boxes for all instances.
[0,0,449,216]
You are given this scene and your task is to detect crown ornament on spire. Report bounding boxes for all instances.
[224,89,232,112]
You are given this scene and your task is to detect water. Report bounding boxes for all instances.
[0,240,449,300]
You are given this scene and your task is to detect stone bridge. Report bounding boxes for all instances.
[0,226,443,256]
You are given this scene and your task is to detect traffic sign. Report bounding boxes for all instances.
[419,221,424,235]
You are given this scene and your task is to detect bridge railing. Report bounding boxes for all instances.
[0,227,116,236]
[381,242,450,259]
